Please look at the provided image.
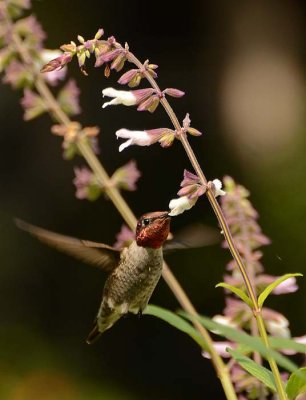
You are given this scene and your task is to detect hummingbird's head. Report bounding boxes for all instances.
[136,211,171,249]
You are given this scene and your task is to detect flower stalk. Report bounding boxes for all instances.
[126,50,287,400]
[2,9,238,400]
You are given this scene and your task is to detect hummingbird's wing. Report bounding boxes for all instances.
[15,219,120,272]
[163,223,219,253]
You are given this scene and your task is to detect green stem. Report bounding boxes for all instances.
[256,313,286,397]
[5,12,238,400]
[128,51,288,400]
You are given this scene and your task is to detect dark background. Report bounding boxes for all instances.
[0,0,305,399]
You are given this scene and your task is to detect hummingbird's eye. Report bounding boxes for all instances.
[142,218,150,227]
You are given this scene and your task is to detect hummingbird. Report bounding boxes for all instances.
[16,211,171,344]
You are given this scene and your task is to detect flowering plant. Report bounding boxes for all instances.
[1,1,305,399]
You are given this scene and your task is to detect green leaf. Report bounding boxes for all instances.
[228,348,276,392]
[270,337,306,354]
[180,311,298,373]
[258,273,303,308]
[215,282,253,307]
[144,305,208,351]
[286,367,306,399]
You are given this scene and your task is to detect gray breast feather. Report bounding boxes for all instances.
[104,242,163,310]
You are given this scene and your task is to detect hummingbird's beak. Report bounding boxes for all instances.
[160,212,171,219]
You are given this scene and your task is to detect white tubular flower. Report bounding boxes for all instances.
[168,196,197,216]
[102,88,137,108]
[116,129,156,152]
[212,315,238,329]
[265,317,290,338]
[202,341,233,359]
[212,179,226,197]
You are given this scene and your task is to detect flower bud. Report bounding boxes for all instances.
[163,88,185,98]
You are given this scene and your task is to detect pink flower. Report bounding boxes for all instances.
[113,225,135,249]
[20,89,46,120]
[111,160,141,191]
[177,169,206,199]
[15,15,46,49]
[202,341,235,359]
[57,79,81,116]
[73,167,101,201]
[73,167,94,199]
[272,276,299,294]
[3,60,30,88]
[281,335,306,355]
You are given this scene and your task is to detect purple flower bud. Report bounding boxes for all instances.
[118,69,139,85]
[183,113,191,129]
[181,169,200,187]
[147,69,158,79]
[187,127,202,136]
[94,28,104,40]
[137,95,160,113]
[177,169,206,200]
[148,63,158,70]
[41,52,73,73]
[107,36,116,46]
[111,53,126,72]
[40,50,67,86]
[131,88,155,104]
[163,88,185,98]
[95,48,122,67]
[77,52,87,69]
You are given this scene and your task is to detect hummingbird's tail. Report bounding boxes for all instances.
[86,317,115,344]
[86,322,102,345]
